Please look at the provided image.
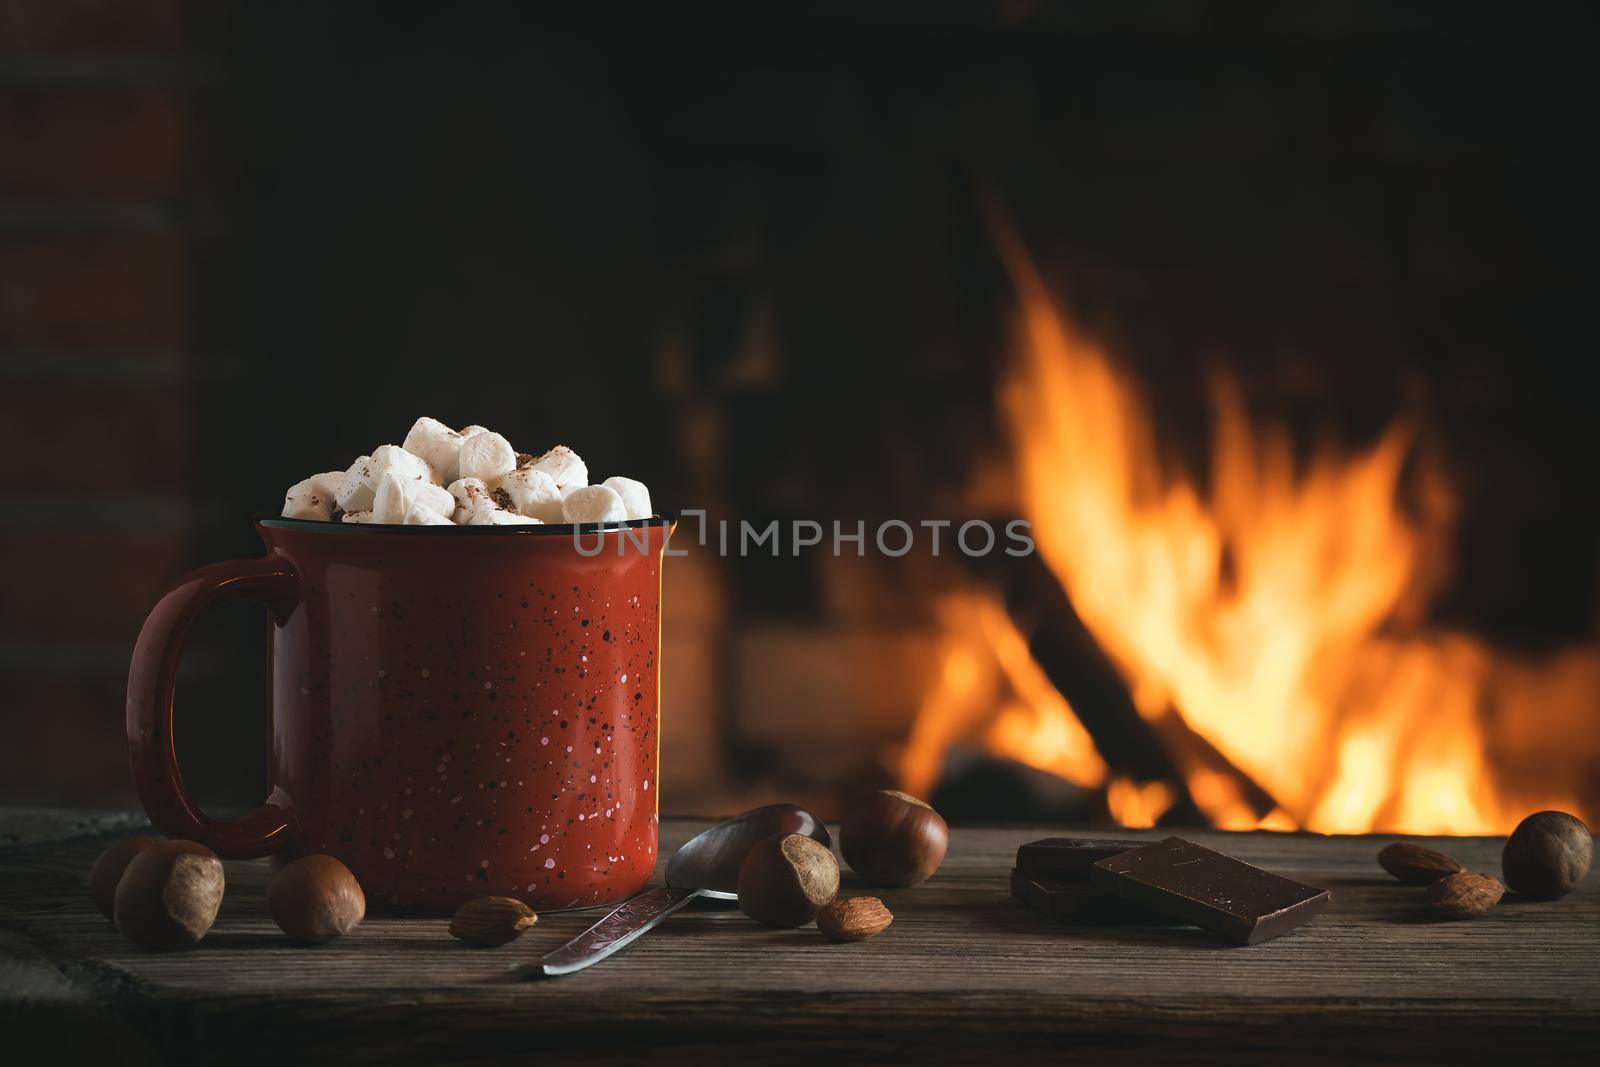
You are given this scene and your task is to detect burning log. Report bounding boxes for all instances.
[982,551,1193,825]
[961,548,1284,827]
[991,553,1181,780]
[931,746,1099,825]
[1145,710,1286,827]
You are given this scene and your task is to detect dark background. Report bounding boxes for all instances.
[3,1,1596,811]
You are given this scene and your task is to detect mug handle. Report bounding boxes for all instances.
[126,555,302,859]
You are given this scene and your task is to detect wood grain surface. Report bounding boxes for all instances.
[1,810,1595,1064]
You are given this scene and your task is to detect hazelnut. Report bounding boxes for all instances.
[817,896,894,941]
[1502,810,1592,900]
[839,789,949,887]
[449,896,538,946]
[113,841,225,950]
[737,832,840,927]
[90,835,163,919]
[268,854,366,943]
[91,837,214,919]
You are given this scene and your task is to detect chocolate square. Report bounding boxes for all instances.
[1016,837,1146,882]
[1012,868,1182,925]
[1090,836,1331,945]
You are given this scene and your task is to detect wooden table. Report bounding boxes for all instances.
[1,809,1595,1064]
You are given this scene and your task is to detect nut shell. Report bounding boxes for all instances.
[450,896,538,946]
[737,832,840,927]
[1502,810,1592,900]
[1426,872,1504,919]
[839,789,949,888]
[268,854,366,943]
[91,837,213,919]
[817,896,894,941]
[113,842,225,950]
[1376,843,1464,885]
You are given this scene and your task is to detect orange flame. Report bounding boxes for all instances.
[1106,778,1176,828]
[903,235,1598,834]
[901,593,1106,799]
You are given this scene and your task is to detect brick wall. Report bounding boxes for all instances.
[0,0,199,805]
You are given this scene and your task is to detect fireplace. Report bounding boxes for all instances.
[3,3,1595,835]
[899,227,1599,833]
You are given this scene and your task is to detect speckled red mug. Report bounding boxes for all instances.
[127,515,673,913]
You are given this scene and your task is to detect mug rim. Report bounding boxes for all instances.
[257,512,677,537]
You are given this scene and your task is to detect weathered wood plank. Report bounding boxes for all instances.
[1,811,1595,1063]
[0,807,149,848]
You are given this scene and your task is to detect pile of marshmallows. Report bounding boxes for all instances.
[281,417,651,527]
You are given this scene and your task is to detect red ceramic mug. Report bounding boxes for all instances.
[127,515,673,913]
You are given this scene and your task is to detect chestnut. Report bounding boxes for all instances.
[268,853,366,943]
[1502,810,1592,900]
[113,841,225,950]
[737,832,840,927]
[839,789,949,887]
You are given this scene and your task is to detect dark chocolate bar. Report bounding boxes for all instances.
[1011,868,1182,925]
[1016,837,1146,881]
[1090,836,1331,946]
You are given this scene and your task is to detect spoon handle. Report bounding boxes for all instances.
[520,886,701,977]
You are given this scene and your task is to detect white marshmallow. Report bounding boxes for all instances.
[467,507,542,526]
[496,467,564,523]
[528,445,588,492]
[447,477,494,524]
[410,508,454,526]
[373,442,438,485]
[459,425,490,438]
[368,476,411,522]
[282,472,343,520]
[335,455,375,512]
[422,481,457,516]
[448,476,491,507]
[562,484,627,524]
[402,416,465,483]
[449,475,544,525]
[458,431,517,483]
[336,444,438,512]
[342,510,374,524]
[602,476,652,520]
[372,472,454,525]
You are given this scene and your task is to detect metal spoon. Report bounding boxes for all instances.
[523,803,831,977]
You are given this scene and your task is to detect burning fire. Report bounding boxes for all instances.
[902,236,1598,835]
[902,594,1106,799]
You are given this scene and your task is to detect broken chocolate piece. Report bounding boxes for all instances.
[1090,836,1330,946]
[1011,868,1181,925]
[1016,838,1146,882]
